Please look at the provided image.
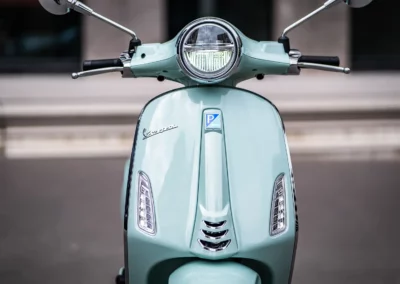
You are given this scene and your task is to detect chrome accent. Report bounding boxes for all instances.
[203,220,226,229]
[71,67,123,79]
[287,49,301,75]
[201,229,228,240]
[120,51,135,78]
[176,18,242,83]
[198,239,231,252]
[66,0,92,15]
[65,0,138,39]
[297,62,351,74]
[283,133,299,232]
[281,0,341,37]
[142,124,178,140]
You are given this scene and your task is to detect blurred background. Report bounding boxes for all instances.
[1,0,400,283]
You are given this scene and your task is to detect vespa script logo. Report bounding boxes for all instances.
[142,124,178,140]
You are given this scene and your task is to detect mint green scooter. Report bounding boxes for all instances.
[39,0,374,283]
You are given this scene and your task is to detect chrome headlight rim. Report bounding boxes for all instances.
[177,17,242,84]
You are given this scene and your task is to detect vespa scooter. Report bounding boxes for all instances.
[38,0,374,283]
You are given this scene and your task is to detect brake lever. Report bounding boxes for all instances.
[71,67,124,79]
[297,62,351,74]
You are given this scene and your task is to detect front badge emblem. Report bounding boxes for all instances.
[143,124,178,140]
[205,114,221,130]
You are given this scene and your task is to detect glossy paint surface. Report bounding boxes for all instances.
[130,18,290,86]
[124,86,296,283]
[169,260,261,284]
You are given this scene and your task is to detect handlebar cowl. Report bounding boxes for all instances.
[83,59,123,71]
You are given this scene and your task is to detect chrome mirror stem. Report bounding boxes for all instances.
[65,0,138,39]
[281,0,342,37]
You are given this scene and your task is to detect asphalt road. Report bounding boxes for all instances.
[1,157,400,284]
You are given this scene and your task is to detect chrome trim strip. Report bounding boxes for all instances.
[203,220,227,229]
[201,229,229,240]
[198,239,231,252]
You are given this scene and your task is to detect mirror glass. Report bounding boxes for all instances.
[344,0,374,8]
[38,0,70,15]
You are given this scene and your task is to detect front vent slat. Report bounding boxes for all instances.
[198,239,231,252]
[202,229,228,240]
[203,220,226,229]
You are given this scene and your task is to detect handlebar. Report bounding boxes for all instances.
[72,66,124,79]
[83,59,123,71]
[297,62,350,74]
[72,52,350,80]
[288,50,349,75]
[298,55,340,67]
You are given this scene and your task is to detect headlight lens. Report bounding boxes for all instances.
[178,18,241,83]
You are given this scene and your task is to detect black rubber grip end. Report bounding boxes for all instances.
[83,59,123,71]
[298,55,340,67]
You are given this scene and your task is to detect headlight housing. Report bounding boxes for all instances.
[177,18,242,84]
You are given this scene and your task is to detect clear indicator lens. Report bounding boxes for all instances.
[137,171,156,235]
[270,174,286,236]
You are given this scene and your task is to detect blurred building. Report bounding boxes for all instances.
[0,0,398,74]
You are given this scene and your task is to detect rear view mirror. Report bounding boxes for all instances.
[38,0,70,15]
[344,0,374,8]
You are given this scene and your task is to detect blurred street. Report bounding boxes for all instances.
[1,0,399,283]
[1,157,400,284]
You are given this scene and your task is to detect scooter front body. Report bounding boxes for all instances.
[122,86,298,284]
[37,0,373,282]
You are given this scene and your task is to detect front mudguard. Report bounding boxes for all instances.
[169,260,261,284]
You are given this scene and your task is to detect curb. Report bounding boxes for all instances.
[4,120,400,160]
[1,74,400,159]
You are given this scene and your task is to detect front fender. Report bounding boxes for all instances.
[169,260,261,284]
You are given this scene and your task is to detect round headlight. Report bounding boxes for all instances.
[177,18,241,83]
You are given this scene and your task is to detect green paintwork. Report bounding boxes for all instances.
[123,86,297,284]
[129,17,290,87]
[189,108,239,259]
[169,260,261,284]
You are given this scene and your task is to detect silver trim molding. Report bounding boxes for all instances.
[198,239,231,252]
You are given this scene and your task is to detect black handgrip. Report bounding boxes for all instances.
[83,59,123,71]
[298,56,340,67]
